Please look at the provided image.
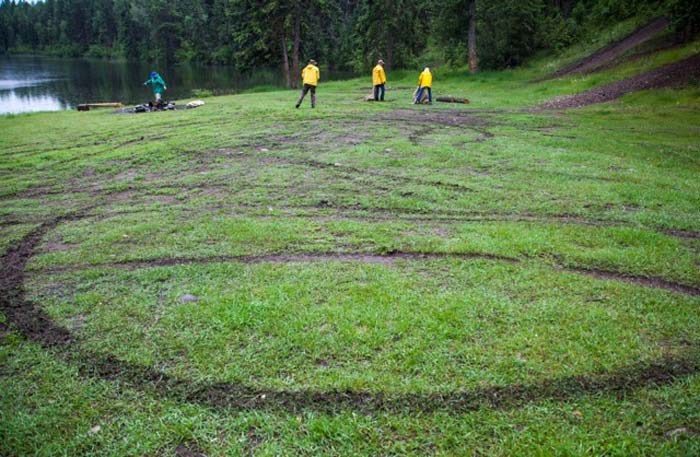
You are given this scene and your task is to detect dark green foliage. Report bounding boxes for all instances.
[352,0,430,71]
[0,0,684,70]
[570,0,664,26]
[667,0,700,41]
[477,0,546,68]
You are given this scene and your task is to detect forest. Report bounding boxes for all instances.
[0,0,698,85]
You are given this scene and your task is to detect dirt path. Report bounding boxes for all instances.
[547,17,669,79]
[537,53,700,110]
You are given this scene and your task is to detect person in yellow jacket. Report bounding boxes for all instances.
[372,59,387,101]
[296,59,320,108]
[414,67,433,105]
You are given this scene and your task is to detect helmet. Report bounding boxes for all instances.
[150,71,158,78]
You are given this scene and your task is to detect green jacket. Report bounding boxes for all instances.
[144,75,167,94]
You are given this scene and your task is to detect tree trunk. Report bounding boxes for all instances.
[385,29,394,70]
[468,0,478,74]
[292,14,301,89]
[281,36,291,89]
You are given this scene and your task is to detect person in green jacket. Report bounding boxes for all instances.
[144,71,167,103]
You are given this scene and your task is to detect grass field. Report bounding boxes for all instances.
[1,34,700,456]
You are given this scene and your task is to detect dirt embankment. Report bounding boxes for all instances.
[537,53,700,110]
[548,17,670,79]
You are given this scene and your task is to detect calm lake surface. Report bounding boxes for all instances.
[0,55,353,114]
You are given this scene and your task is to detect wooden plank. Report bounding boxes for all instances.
[77,102,123,111]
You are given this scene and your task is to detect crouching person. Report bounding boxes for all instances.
[414,67,432,105]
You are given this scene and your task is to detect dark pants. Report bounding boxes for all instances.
[373,83,385,101]
[415,86,432,104]
[296,84,316,107]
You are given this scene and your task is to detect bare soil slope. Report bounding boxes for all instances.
[537,53,700,110]
[548,17,670,79]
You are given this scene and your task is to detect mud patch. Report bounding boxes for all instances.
[45,242,75,252]
[245,428,264,455]
[663,229,700,240]
[0,218,76,346]
[174,442,207,457]
[537,53,700,110]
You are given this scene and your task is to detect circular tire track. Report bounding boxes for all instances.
[1,212,699,414]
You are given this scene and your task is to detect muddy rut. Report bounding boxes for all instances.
[34,250,700,296]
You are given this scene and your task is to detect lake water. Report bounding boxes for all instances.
[0,55,353,114]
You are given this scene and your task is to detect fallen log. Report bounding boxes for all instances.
[77,102,123,111]
[436,97,470,104]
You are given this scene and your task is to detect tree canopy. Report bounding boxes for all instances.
[0,0,694,82]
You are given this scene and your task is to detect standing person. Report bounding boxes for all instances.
[295,59,320,109]
[144,71,167,105]
[372,59,387,101]
[414,67,433,105]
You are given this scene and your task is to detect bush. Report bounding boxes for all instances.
[191,88,213,98]
[536,12,575,51]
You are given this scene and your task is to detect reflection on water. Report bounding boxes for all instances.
[0,90,68,113]
[0,55,353,115]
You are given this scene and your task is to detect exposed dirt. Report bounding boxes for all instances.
[174,443,207,457]
[34,249,700,297]
[0,218,75,347]
[380,108,489,125]
[567,266,700,296]
[245,428,264,455]
[537,53,700,110]
[45,242,75,252]
[595,40,681,74]
[186,354,699,413]
[36,251,518,273]
[0,219,30,228]
[547,17,670,79]
[663,229,700,240]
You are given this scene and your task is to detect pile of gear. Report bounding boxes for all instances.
[133,100,177,113]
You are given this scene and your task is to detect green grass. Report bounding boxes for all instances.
[1,31,700,456]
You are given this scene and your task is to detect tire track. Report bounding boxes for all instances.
[1,213,698,415]
[32,249,700,296]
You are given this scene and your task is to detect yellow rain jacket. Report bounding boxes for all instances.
[372,64,386,86]
[302,64,320,86]
[418,69,432,88]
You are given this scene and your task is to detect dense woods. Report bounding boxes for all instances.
[0,0,697,81]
